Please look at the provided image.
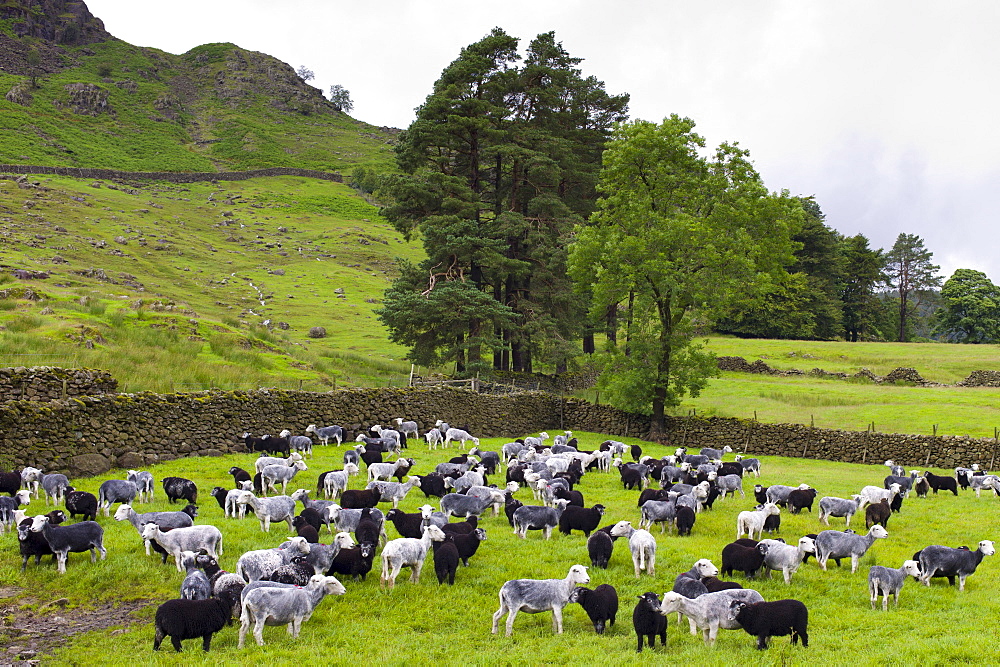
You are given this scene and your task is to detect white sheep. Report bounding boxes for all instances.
[609,520,657,577]
[140,523,223,572]
[380,524,447,589]
[736,503,780,540]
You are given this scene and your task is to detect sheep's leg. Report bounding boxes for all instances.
[202,633,213,652]
[153,626,165,650]
[505,607,518,636]
[958,575,966,591]
[412,561,423,583]
[851,555,859,574]
[688,616,698,635]
[253,616,266,646]
[56,552,67,574]
[491,603,507,634]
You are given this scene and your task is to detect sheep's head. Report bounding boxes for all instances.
[305,424,317,433]
[424,524,447,541]
[113,504,132,521]
[657,591,681,614]
[333,532,355,549]
[609,520,632,538]
[593,504,606,515]
[293,460,309,471]
[14,490,31,505]
[29,514,50,533]
[505,482,520,494]
[798,536,816,553]
[344,463,360,475]
[568,564,590,585]
[764,503,781,516]
[418,504,435,518]
[728,599,748,622]
[870,525,889,539]
[568,586,589,604]
[901,560,921,577]
[279,429,291,438]
[797,483,811,491]
[140,522,159,538]
[693,558,719,577]
[979,540,996,555]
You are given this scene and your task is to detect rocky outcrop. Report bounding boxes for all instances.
[0,0,112,46]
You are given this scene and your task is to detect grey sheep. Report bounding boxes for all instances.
[814,525,888,572]
[868,560,922,609]
[918,540,995,590]
[657,589,765,645]
[238,575,347,647]
[491,564,590,636]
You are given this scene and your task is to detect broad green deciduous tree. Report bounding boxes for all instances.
[884,233,942,342]
[568,116,802,436]
[328,84,353,113]
[933,268,1000,343]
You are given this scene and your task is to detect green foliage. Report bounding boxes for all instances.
[328,84,353,113]
[884,233,943,342]
[933,268,1000,343]
[182,42,238,64]
[840,234,886,341]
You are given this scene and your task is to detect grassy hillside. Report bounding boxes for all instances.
[0,173,423,391]
[2,433,996,663]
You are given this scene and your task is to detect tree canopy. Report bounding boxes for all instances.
[884,233,942,342]
[568,116,802,435]
[933,268,1000,343]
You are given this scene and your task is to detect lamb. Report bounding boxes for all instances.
[865,499,892,528]
[19,466,42,499]
[380,523,448,589]
[305,423,343,446]
[162,477,198,504]
[278,429,313,457]
[721,541,766,578]
[16,510,65,571]
[632,592,668,652]
[913,475,930,498]
[367,458,414,483]
[41,473,70,506]
[702,576,744,592]
[354,508,382,546]
[766,483,810,507]
[394,418,419,440]
[432,533,461,584]
[141,523,223,572]
[569,584,618,635]
[451,527,487,566]
[153,596,233,652]
[736,503,780,540]
[443,427,479,449]
[342,448,360,468]
[557,504,605,537]
[814,525,889,572]
[366,476,421,508]
[238,575,346,647]
[328,540,377,581]
[236,491,296,532]
[0,489,30,534]
[440,492,493,518]
[97,479,138,516]
[868,560,922,609]
[758,536,815,584]
[512,500,568,539]
[29,514,106,574]
[126,470,155,503]
[884,459,905,477]
[274,535,353,579]
[65,490,98,522]
[424,428,444,449]
[385,508,428,538]
[728,598,809,650]
[414,473,449,499]
[610,520,657,577]
[260,460,308,496]
[236,537,311,582]
[657,589,765,646]
[325,505,387,541]
[673,558,718,601]
[212,485,250,519]
[229,466,252,488]
[857,484,900,508]
[735,455,761,477]
[700,445,732,460]
[675,506,696,536]
[444,468,487,494]
[114,503,195,555]
[491,564,590,636]
[180,551,213,600]
[469,446,501,475]
[261,556,314,586]
[786,488,817,514]
[587,526,616,569]
[922,471,958,495]
[321,463,359,500]
[818,495,861,527]
[339,487,382,510]
[292,515,319,543]
[464,485,508,516]
[522,432,550,448]
[918,540,995,590]
[0,470,22,496]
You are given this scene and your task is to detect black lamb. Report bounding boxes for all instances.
[866,499,891,528]
[675,506,696,536]
[0,470,20,496]
[292,515,320,543]
[721,542,766,578]
[415,473,448,498]
[17,510,66,571]
[340,487,381,509]
[787,488,817,514]
[298,507,324,533]
[451,527,487,566]
[153,597,233,652]
[702,576,744,592]
[162,477,198,504]
[569,584,619,634]
[228,466,252,488]
[633,592,667,653]
[354,508,382,545]
[432,534,460,585]
[558,504,606,537]
[328,541,377,582]
[504,494,523,527]
[587,526,615,569]
[729,598,809,650]
[66,490,98,522]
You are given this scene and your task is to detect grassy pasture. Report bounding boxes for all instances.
[2,432,997,664]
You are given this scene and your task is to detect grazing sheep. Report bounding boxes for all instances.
[818,496,861,527]
[126,470,155,503]
[491,564,590,636]
[153,597,233,652]
[162,477,198,505]
[758,537,815,584]
[236,537,311,582]
[969,474,1000,498]
[702,576,744,593]
[236,491,296,532]
[558,504,605,537]
[180,551,213,600]
[610,520,657,578]
[261,556,314,586]
[728,598,809,650]
[512,500,568,540]
[386,508,428,539]
[114,503,195,555]
[865,499,892,528]
[449,527,487,566]
[29,514,106,574]
[787,488,817,514]
[339,487,382,510]
[292,515,319,543]
[675,506,696,536]
[440,492,495,519]
[98,479,138,517]
[278,429,313,457]
[253,453,304,475]
[721,541,767,578]
[918,540,995,590]
[640,499,678,534]
[444,428,479,449]
[41,473,70,506]
[766,483,810,507]
[142,523,223,572]
[632,592,667,652]
[569,584,619,635]
[736,503,780,540]
[700,446,733,460]
[432,534,461,585]
[922,471,958,495]
[380,524,448,589]
[326,505,387,542]
[884,474,914,497]
[715,474,745,500]
[0,489,30,534]
[66,490,98,522]
[814,525,888,573]
[238,575,346,647]
[868,560,922,609]
[587,526,616,570]
[229,466,252,488]
[366,476,421,508]
[657,589,765,646]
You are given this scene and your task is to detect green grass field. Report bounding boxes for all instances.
[3,432,997,664]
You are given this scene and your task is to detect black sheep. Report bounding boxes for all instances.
[298,507,324,533]
[553,487,584,507]
[505,464,526,486]
[209,487,228,511]
[355,508,381,545]
[630,444,643,462]
[0,470,21,496]
[432,535,460,585]
[889,491,904,513]
[763,512,781,535]
[915,476,930,498]
[729,598,809,650]
[558,504,605,537]
[587,526,616,569]
[359,448,384,468]
[633,592,667,653]
[228,466,252,488]
[162,477,198,504]
[675,506,696,536]
[619,467,643,490]
[17,510,66,571]
[787,488,817,514]
[721,542,765,578]
[504,494,523,527]
[153,597,232,652]
[340,487,381,509]
[753,484,769,504]
[261,555,313,586]
[416,473,449,499]
[569,584,618,634]
[702,576,744,592]
[328,541,377,582]
[440,516,479,535]
[292,515,320,543]
[866,499,892,528]
[66,490,98,522]
[386,508,425,539]
[259,434,291,457]
[637,488,669,508]
[718,462,744,477]
[923,471,958,495]
[702,484,721,510]
[451,527,487,566]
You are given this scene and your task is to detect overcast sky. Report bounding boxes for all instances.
[85,0,1000,282]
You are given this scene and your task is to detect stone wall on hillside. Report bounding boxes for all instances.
[0,165,343,183]
[1,381,996,478]
[0,367,117,401]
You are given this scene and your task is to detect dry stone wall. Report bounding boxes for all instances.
[0,367,117,401]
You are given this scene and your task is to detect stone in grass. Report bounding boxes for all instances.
[308,326,327,339]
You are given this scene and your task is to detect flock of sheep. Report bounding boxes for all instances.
[1,422,996,654]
